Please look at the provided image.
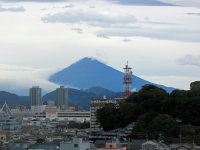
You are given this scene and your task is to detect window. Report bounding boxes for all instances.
[74,144,78,147]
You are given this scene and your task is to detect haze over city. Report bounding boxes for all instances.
[0,0,200,95]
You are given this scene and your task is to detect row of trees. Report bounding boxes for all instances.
[96,81,200,139]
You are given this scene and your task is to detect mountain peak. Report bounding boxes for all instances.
[74,57,106,66]
[49,57,175,93]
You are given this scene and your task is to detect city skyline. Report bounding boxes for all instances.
[0,0,200,95]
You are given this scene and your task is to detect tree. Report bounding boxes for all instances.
[96,104,121,131]
[149,114,179,138]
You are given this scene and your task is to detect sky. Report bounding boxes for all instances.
[0,0,200,95]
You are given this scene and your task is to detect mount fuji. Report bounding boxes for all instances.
[49,57,175,93]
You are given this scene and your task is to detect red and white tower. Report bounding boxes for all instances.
[123,61,132,98]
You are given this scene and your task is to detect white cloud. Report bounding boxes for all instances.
[0,64,60,95]
[41,9,137,27]
[140,75,200,90]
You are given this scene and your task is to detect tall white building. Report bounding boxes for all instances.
[90,98,113,130]
[56,86,68,109]
[30,86,43,113]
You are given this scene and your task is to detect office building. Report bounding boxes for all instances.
[56,86,68,109]
[90,98,113,130]
[30,86,43,113]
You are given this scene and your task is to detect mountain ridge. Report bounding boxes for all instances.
[49,57,175,93]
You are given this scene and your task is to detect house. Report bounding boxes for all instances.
[60,137,91,150]
[97,142,126,150]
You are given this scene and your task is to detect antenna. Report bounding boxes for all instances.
[123,61,132,98]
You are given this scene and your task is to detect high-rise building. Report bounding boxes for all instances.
[30,86,43,113]
[90,98,113,130]
[56,86,68,109]
[30,86,42,106]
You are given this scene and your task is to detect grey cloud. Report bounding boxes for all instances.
[187,13,200,16]
[40,6,199,43]
[96,27,200,42]
[62,4,74,8]
[0,6,25,12]
[41,9,137,27]
[123,39,131,42]
[175,55,200,67]
[53,4,74,9]
[71,28,83,34]
[108,0,174,6]
[96,34,109,39]
[0,0,67,2]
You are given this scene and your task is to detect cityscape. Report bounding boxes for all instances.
[0,61,200,149]
[0,0,200,150]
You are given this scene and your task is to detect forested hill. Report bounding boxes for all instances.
[97,81,200,139]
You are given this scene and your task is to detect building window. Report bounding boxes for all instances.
[74,144,78,147]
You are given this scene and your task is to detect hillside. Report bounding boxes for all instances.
[43,87,123,110]
[0,91,29,107]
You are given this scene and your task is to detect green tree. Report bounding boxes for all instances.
[96,104,121,131]
[149,114,179,138]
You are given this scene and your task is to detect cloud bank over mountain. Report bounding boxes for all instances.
[0,64,59,95]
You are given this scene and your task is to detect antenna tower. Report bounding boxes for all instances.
[123,61,132,98]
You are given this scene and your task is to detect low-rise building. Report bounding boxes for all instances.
[60,137,90,150]
[97,142,126,150]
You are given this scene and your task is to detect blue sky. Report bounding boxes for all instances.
[0,0,200,95]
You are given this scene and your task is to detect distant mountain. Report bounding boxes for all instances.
[84,86,115,97]
[49,57,175,93]
[43,88,97,110]
[108,0,174,6]
[43,87,124,110]
[0,91,29,107]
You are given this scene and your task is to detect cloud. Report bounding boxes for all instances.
[0,0,67,2]
[96,34,109,39]
[187,13,200,16]
[123,38,131,42]
[41,9,137,27]
[96,27,200,42]
[140,75,200,90]
[0,5,25,12]
[71,28,83,34]
[175,55,200,67]
[107,0,174,6]
[40,6,200,43]
[62,4,74,8]
[53,4,74,9]
[159,0,200,8]
[0,64,60,95]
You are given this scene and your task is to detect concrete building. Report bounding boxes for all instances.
[30,86,43,113]
[60,138,90,150]
[56,86,68,109]
[90,98,113,130]
[57,111,90,122]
